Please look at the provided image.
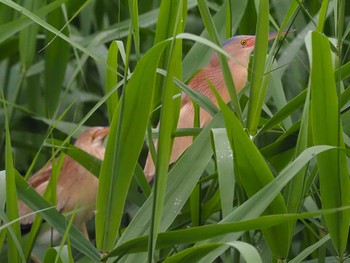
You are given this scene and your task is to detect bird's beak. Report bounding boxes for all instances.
[268,32,279,41]
[245,31,288,48]
[246,36,257,48]
[247,30,293,47]
[268,29,294,41]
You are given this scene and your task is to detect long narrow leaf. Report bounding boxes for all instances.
[211,128,234,217]
[148,0,185,261]
[95,40,169,251]
[246,0,270,134]
[106,145,339,258]
[105,41,120,122]
[197,0,243,123]
[45,6,70,117]
[3,97,23,262]
[310,30,350,255]
[0,0,67,44]
[114,114,224,262]
[211,84,290,258]
[164,241,262,263]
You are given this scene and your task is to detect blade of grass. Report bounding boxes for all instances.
[289,235,330,263]
[148,1,185,260]
[310,30,350,256]
[0,171,6,251]
[246,0,270,135]
[95,40,170,252]
[197,0,243,123]
[164,241,262,263]
[258,89,307,134]
[316,0,329,33]
[195,143,333,262]
[128,0,140,59]
[336,60,350,82]
[114,114,224,262]
[210,83,291,258]
[0,0,68,44]
[3,95,24,262]
[106,41,121,122]
[19,0,43,71]
[282,30,313,220]
[211,128,234,217]
[0,0,105,65]
[151,0,185,112]
[45,5,70,117]
[76,0,196,50]
[107,193,345,258]
[171,75,218,117]
[24,152,65,260]
[43,247,64,263]
[0,210,24,261]
[190,101,200,227]
[283,88,310,208]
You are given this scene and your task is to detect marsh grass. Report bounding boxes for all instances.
[1,0,350,262]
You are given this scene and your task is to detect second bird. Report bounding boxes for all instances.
[18,126,109,238]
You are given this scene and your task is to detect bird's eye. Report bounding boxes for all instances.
[240,39,247,46]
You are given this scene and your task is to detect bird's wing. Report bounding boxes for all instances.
[144,102,196,181]
[18,158,64,226]
[18,199,35,226]
[144,66,225,181]
[55,158,98,213]
[18,180,49,226]
[27,161,53,188]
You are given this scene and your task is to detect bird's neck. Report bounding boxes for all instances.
[186,61,249,106]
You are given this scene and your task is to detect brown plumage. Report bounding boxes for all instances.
[18,126,109,238]
[144,35,263,182]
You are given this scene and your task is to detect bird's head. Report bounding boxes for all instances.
[223,35,256,55]
[209,32,282,67]
[74,126,110,160]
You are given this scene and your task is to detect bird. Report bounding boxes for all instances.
[18,126,109,238]
[144,33,281,182]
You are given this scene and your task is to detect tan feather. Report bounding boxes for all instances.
[144,35,257,182]
[18,126,109,238]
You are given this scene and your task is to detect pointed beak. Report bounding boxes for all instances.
[245,30,289,48]
[246,36,257,48]
[268,32,279,41]
[268,29,295,41]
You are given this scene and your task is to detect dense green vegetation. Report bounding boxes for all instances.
[1,0,350,262]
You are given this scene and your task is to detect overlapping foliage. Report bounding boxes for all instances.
[1,0,350,262]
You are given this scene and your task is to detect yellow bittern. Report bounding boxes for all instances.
[144,33,282,182]
[18,126,109,238]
